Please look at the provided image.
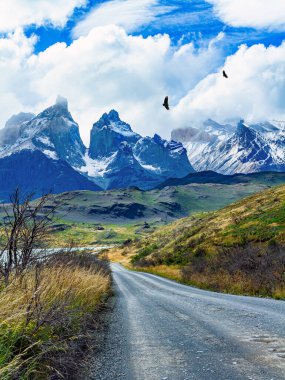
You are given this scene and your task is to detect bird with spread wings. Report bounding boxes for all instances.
[163,96,170,110]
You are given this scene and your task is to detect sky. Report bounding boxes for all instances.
[0,0,285,144]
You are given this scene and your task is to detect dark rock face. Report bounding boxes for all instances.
[0,150,101,201]
[89,110,140,159]
[233,121,273,164]
[133,134,194,178]
[88,202,146,219]
[103,142,161,190]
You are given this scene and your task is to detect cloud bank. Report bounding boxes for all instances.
[175,41,285,125]
[72,0,175,37]
[207,0,285,31]
[0,0,87,32]
[0,1,284,143]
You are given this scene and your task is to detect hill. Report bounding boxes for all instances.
[121,185,285,298]
[0,150,101,201]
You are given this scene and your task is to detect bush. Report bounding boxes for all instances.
[181,243,285,297]
[131,243,159,266]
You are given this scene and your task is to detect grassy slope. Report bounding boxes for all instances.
[115,185,285,298]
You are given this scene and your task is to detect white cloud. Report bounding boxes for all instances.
[0,0,87,32]
[0,25,224,144]
[72,0,175,37]
[175,42,285,126]
[0,29,39,125]
[207,0,285,31]
[1,25,285,146]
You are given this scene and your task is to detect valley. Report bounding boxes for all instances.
[31,171,285,247]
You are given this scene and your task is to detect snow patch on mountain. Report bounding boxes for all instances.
[43,150,58,160]
[80,151,116,178]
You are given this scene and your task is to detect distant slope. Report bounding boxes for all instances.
[49,172,285,224]
[130,185,285,298]
[157,171,285,189]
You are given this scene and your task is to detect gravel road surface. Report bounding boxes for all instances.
[86,263,285,380]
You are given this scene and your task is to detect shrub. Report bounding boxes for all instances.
[131,243,159,266]
[181,243,285,297]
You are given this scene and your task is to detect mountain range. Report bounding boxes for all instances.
[1,95,285,201]
[172,119,285,175]
[0,96,193,200]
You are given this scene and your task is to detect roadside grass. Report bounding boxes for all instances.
[106,246,137,267]
[0,252,111,379]
[112,185,285,299]
[131,265,182,282]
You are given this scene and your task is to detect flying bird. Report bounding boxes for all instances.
[223,70,229,79]
[163,96,170,110]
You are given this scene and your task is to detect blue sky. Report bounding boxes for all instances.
[0,0,285,142]
[25,0,285,54]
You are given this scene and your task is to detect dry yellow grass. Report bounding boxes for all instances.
[105,247,182,282]
[133,265,182,282]
[105,246,136,267]
[0,265,109,326]
[0,261,110,379]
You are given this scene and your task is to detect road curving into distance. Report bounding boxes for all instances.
[86,263,285,380]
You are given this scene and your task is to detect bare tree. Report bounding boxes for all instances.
[0,189,57,284]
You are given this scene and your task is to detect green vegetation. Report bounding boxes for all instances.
[48,219,151,247]
[129,185,285,298]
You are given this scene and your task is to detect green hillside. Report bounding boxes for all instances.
[129,185,285,298]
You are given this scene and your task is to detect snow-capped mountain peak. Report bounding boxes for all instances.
[56,95,68,109]
[36,96,72,121]
[0,97,86,167]
[172,119,285,174]
[85,110,195,188]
